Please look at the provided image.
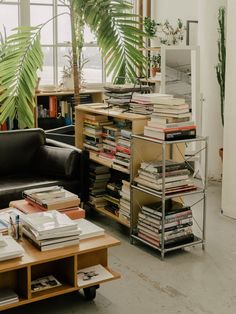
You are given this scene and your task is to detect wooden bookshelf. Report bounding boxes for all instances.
[75,104,149,227]
[0,234,120,310]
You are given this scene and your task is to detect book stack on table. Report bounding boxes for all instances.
[10,186,84,220]
[137,200,194,248]
[134,160,197,195]
[0,235,25,261]
[21,210,81,251]
[142,94,196,141]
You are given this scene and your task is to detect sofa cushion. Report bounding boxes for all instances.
[34,145,79,179]
[0,128,45,176]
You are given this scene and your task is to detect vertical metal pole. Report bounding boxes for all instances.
[161,142,166,260]
[130,135,134,244]
[202,137,208,250]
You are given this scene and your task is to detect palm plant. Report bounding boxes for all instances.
[0,0,146,128]
[0,26,43,128]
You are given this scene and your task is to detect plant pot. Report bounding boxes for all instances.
[151,67,158,77]
[219,148,223,161]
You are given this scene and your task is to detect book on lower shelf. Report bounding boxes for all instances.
[0,288,19,306]
[77,264,113,288]
[31,275,62,293]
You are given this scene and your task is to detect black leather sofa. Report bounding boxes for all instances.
[0,128,89,209]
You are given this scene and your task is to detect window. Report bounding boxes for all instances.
[0,0,135,87]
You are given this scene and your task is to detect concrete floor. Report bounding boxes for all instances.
[3,181,236,314]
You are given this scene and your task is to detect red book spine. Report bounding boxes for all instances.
[49,96,57,118]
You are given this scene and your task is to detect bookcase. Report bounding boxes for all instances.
[130,135,208,259]
[75,104,149,227]
[35,90,104,130]
[0,234,120,311]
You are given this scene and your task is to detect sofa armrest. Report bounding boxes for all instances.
[45,138,89,203]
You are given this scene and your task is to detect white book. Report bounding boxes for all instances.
[22,211,78,235]
[77,264,113,288]
[0,236,24,261]
[75,219,104,240]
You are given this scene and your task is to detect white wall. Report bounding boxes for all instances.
[152,0,198,24]
[222,0,236,219]
[150,0,225,180]
[198,0,226,180]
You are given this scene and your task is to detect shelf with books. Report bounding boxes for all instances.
[92,206,130,228]
[0,233,120,310]
[130,134,208,259]
[35,89,104,130]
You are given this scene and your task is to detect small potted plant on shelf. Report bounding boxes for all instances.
[148,54,161,77]
[143,17,158,38]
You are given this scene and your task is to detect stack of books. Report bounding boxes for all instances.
[21,211,81,251]
[129,93,155,115]
[134,160,196,194]
[119,180,130,224]
[99,125,120,160]
[9,199,85,220]
[22,186,80,211]
[88,163,110,209]
[0,235,25,261]
[103,181,122,216]
[83,113,112,152]
[0,288,19,306]
[137,200,194,248]
[143,95,196,140]
[113,129,132,173]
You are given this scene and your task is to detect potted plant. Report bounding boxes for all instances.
[216,6,226,161]
[148,54,161,77]
[143,17,158,38]
[0,0,147,128]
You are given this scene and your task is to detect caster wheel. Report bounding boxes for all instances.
[83,286,97,300]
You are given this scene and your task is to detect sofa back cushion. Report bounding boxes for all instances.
[34,145,79,179]
[0,128,46,176]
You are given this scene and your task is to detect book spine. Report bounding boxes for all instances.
[49,96,57,118]
[164,128,196,140]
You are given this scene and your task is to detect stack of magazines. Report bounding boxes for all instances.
[0,235,25,261]
[21,211,81,251]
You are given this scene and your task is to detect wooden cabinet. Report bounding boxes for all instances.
[0,234,120,311]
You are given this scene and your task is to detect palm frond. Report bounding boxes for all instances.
[81,0,146,83]
[0,26,43,128]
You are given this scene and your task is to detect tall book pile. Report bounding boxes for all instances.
[119,180,130,224]
[113,129,132,173]
[22,210,81,251]
[99,125,120,160]
[137,200,194,248]
[103,181,122,216]
[88,163,110,209]
[142,94,196,140]
[134,160,196,195]
[83,114,113,152]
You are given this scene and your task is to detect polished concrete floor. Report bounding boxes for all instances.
[3,181,236,314]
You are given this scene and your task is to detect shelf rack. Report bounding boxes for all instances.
[130,134,208,259]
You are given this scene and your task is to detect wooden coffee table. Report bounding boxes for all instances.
[0,234,120,310]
